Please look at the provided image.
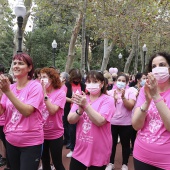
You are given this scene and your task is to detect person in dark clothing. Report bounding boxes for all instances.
[63,68,86,158]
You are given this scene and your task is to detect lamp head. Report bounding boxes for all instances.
[118,53,122,59]
[52,40,57,48]
[14,0,26,18]
[142,44,148,52]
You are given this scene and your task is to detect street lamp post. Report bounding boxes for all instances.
[142,44,148,72]
[52,40,57,68]
[118,53,123,71]
[14,0,26,53]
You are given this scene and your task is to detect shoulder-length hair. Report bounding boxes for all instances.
[13,53,34,80]
[86,70,107,94]
[40,67,61,89]
[69,68,82,83]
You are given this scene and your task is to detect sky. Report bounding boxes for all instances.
[8,0,33,32]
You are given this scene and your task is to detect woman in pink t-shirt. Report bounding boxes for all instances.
[106,73,136,170]
[0,53,44,170]
[68,70,115,170]
[132,52,170,170]
[40,67,66,170]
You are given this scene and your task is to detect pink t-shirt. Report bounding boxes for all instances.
[71,83,82,95]
[0,114,5,126]
[60,84,67,94]
[70,94,115,167]
[0,80,44,147]
[133,87,170,169]
[0,92,5,126]
[41,88,66,140]
[108,88,136,125]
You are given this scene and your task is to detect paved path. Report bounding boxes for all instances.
[0,143,134,170]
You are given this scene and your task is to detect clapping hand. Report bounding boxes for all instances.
[0,74,10,94]
[145,73,159,101]
[121,88,126,99]
[72,91,87,108]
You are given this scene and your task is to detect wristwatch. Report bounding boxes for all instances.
[44,96,48,101]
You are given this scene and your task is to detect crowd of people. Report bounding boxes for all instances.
[0,51,170,170]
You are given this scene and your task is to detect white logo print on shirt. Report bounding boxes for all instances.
[11,111,20,124]
[139,101,166,144]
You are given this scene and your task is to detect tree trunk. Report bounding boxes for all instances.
[101,39,114,72]
[134,34,139,74]
[124,31,137,73]
[81,0,87,76]
[140,47,144,73]
[65,13,83,73]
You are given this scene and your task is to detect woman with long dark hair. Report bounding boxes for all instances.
[63,68,86,158]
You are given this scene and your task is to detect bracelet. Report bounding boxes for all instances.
[140,106,147,112]
[76,109,83,116]
[153,97,163,104]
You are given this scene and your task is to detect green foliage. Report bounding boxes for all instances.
[24,23,73,71]
[0,2,14,72]
[25,0,170,73]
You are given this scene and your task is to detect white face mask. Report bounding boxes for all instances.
[86,83,101,95]
[140,79,146,87]
[152,67,170,84]
[41,78,50,88]
[116,81,126,89]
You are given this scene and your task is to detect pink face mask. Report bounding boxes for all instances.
[152,67,170,84]
[86,83,101,95]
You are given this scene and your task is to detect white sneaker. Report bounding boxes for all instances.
[105,163,114,170]
[66,151,73,158]
[117,136,120,143]
[121,164,128,170]
[51,165,55,170]
[38,165,42,170]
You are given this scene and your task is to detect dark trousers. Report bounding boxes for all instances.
[41,136,65,170]
[130,127,137,150]
[110,125,131,165]
[6,140,42,170]
[134,158,164,170]
[0,126,10,167]
[63,115,70,145]
[69,157,106,170]
[69,124,76,151]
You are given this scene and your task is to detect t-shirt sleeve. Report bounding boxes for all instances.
[53,90,66,109]
[127,88,137,101]
[134,87,146,109]
[107,89,114,97]
[25,82,43,109]
[0,94,7,110]
[99,96,115,122]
